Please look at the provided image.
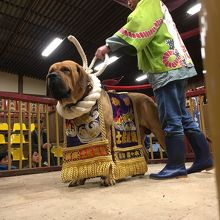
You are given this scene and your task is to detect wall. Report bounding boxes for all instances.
[204,0,220,214]
[23,76,46,95]
[0,71,46,95]
[0,71,18,92]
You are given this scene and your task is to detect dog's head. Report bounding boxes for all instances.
[46,60,90,106]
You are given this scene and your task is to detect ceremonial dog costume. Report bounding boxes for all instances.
[47,60,165,186]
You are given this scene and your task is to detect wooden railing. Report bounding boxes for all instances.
[148,87,209,162]
[0,87,209,176]
[0,92,63,177]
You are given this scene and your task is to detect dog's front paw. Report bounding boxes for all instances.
[68,179,86,187]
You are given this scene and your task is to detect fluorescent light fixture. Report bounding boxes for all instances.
[136,74,147,82]
[94,56,120,71]
[42,37,63,57]
[201,47,206,59]
[187,3,201,15]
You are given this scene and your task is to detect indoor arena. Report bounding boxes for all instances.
[0,0,220,220]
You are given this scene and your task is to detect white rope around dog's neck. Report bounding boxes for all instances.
[56,74,102,119]
[56,35,109,119]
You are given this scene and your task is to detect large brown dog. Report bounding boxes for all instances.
[47,60,165,186]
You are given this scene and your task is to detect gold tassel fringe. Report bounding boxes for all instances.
[114,158,148,180]
[61,156,114,183]
[61,157,147,182]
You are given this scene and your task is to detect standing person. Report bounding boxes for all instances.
[31,120,55,166]
[95,0,213,179]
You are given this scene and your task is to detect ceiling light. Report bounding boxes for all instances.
[41,38,63,57]
[201,47,206,59]
[136,74,147,82]
[94,56,120,71]
[187,3,201,15]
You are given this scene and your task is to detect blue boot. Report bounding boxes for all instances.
[150,135,187,180]
[185,130,213,174]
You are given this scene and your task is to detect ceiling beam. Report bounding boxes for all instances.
[113,0,189,12]
[113,0,128,8]
[0,0,40,57]
[163,0,188,12]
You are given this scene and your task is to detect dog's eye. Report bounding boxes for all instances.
[64,70,70,75]
[60,67,70,74]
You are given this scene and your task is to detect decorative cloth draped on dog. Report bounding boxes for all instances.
[48,35,148,183]
[61,91,147,183]
[108,92,147,179]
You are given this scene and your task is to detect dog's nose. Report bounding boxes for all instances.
[47,72,58,79]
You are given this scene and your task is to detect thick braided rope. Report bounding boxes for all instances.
[67,35,88,71]
[57,74,101,119]
[97,98,107,140]
[56,36,109,119]
[56,74,102,119]
[67,35,109,76]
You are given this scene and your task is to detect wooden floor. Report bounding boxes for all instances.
[0,163,218,220]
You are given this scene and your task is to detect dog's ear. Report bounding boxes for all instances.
[45,74,51,97]
[46,67,53,97]
[46,65,56,97]
[76,64,86,76]
[76,65,81,75]
[76,64,89,88]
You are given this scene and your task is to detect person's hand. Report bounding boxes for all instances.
[95,45,110,60]
[42,143,51,149]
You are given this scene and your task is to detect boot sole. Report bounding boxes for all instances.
[205,166,214,171]
[176,175,187,179]
[150,175,187,180]
[187,165,214,174]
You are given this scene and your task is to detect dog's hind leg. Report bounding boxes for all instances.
[149,123,166,150]
[100,176,116,187]
[100,164,116,187]
[139,126,149,162]
[100,166,116,187]
[68,179,86,187]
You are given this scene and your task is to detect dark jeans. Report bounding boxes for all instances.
[154,79,200,136]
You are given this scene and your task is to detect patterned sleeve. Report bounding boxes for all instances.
[115,0,163,52]
[106,35,137,56]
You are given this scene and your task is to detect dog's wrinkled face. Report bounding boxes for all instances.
[46,60,89,105]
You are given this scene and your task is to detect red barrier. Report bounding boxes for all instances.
[0,91,56,105]
[105,84,206,97]
[104,84,152,91]
[181,27,200,40]
[186,88,206,97]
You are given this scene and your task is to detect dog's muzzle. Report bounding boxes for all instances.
[47,72,71,100]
